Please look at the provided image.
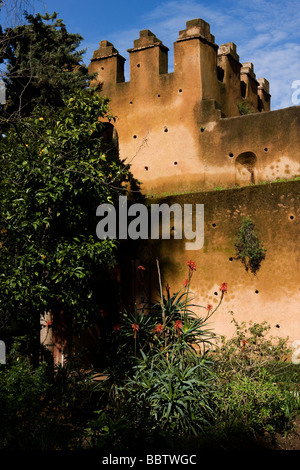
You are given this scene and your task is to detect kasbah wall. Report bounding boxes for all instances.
[88,19,300,359]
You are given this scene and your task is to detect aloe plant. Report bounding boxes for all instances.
[95,259,227,439]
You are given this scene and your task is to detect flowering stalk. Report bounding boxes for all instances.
[184,260,196,321]
[155,323,164,335]
[205,282,228,321]
[156,259,166,333]
[132,323,139,357]
[174,319,182,336]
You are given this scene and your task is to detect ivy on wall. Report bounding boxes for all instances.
[234,218,266,275]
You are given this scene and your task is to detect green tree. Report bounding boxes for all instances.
[0,87,138,355]
[0,11,89,119]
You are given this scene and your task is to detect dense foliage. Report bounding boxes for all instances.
[0,88,138,346]
[85,264,300,451]
[0,12,141,352]
[211,314,300,440]
[0,11,89,118]
[0,337,96,450]
[0,262,299,450]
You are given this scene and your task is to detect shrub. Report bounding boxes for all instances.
[210,314,300,439]
[124,347,215,437]
[212,371,299,438]
[0,337,96,450]
[211,313,292,379]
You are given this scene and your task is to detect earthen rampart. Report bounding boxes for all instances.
[85,19,300,354]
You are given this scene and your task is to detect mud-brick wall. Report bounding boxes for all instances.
[133,180,300,346]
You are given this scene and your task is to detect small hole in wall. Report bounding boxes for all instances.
[290,215,295,220]
[214,291,218,296]
[201,127,205,133]
[179,89,182,93]
[229,257,233,262]
[133,135,137,139]
[101,67,104,70]
[130,101,133,105]
[255,290,259,294]
[157,94,161,97]
[264,148,268,152]
[145,166,148,171]
[275,324,280,328]
[164,128,168,132]
[137,64,140,68]
[228,153,234,158]
[174,161,178,165]
[212,223,216,228]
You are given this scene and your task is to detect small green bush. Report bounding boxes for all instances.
[0,338,49,449]
[211,313,291,379]
[213,371,298,436]
[0,337,96,450]
[237,98,253,115]
[210,314,300,439]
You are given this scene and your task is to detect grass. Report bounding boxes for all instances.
[146,176,300,199]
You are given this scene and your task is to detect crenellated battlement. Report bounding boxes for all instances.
[89,19,269,115]
[177,18,216,44]
[130,29,166,50]
[89,19,300,196]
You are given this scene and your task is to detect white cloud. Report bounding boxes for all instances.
[250,43,300,109]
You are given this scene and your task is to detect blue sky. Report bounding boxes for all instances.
[2,0,300,110]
